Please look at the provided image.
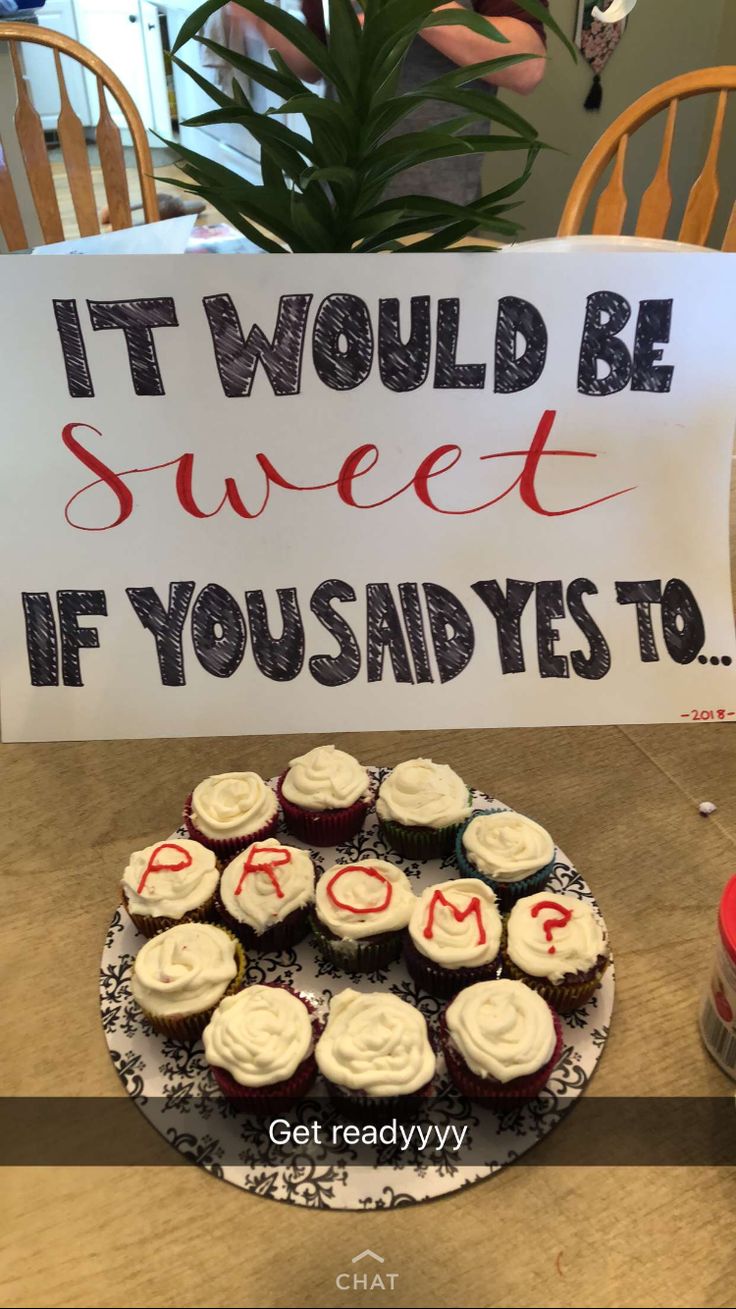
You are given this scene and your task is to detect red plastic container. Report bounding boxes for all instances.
[699,876,736,1079]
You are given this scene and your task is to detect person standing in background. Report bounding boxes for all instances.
[225,1,549,203]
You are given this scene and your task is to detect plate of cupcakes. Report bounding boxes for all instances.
[101,745,614,1210]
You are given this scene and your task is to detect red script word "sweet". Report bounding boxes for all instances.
[62,410,635,532]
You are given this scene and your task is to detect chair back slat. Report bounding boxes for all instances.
[95,79,132,230]
[0,22,159,246]
[678,89,727,245]
[559,68,736,248]
[54,49,98,237]
[0,131,27,250]
[635,98,677,239]
[592,136,628,236]
[722,199,736,252]
[9,41,63,243]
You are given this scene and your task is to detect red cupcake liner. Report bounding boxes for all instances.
[122,891,218,939]
[208,986,322,1111]
[215,890,311,953]
[276,773,372,847]
[324,1076,435,1122]
[183,792,279,860]
[440,1006,563,1102]
[403,934,501,999]
[502,946,609,1015]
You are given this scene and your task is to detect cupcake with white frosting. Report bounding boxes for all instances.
[316,989,436,1107]
[122,838,219,938]
[404,879,503,998]
[441,979,563,1101]
[312,858,417,972]
[203,984,320,1110]
[455,809,556,909]
[130,921,245,1040]
[376,758,472,859]
[504,891,610,1013]
[277,745,373,847]
[217,838,315,952]
[184,771,279,858]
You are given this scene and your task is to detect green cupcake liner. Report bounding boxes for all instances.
[310,912,403,973]
[132,930,246,1040]
[454,809,555,910]
[377,816,460,861]
[502,945,608,1014]
[122,891,219,939]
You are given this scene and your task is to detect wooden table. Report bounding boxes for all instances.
[4,586,736,1307]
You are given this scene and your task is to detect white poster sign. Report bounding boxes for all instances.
[0,252,734,741]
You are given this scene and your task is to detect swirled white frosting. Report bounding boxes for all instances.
[315,859,416,940]
[122,839,218,919]
[281,744,370,811]
[506,891,608,983]
[461,811,554,882]
[315,989,436,1095]
[191,772,277,840]
[376,759,471,829]
[203,986,312,1087]
[219,839,315,931]
[131,923,239,1017]
[446,979,557,1082]
[408,879,502,968]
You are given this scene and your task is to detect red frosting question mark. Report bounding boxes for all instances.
[530,899,573,954]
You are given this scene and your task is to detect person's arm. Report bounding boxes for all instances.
[226,2,322,83]
[420,5,547,96]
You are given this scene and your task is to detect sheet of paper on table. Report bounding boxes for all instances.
[31,215,197,257]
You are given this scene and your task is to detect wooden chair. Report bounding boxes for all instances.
[558,67,736,250]
[0,22,157,250]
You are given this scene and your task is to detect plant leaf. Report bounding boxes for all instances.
[196,36,301,98]
[181,105,316,166]
[171,0,240,54]
[153,174,288,252]
[230,0,348,92]
[170,54,236,110]
[161,135,308,248]
[511,0,577,60]
[412,50,543,92]
[367,80,539,146]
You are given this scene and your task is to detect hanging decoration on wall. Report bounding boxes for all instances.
[593,0,639,18]
[575,0,629,112]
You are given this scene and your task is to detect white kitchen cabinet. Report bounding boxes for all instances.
[74,0,171,138]
[161,1,260,183]
[16,0,316,181]
[17,0,171,140]
[140,1,172,137]
[18,0,91,130]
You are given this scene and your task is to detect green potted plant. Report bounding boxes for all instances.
[169,0,572,252]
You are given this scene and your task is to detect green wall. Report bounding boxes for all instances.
[487,0,736,243]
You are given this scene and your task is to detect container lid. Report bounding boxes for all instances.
[718,877,736,964]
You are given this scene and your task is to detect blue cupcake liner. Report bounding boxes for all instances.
[454,808,555,910]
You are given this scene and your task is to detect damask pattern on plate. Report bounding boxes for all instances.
[100,770,614,1209]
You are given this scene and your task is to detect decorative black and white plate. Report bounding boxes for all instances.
[100,769,614,1210]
